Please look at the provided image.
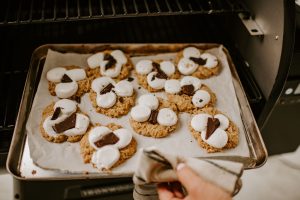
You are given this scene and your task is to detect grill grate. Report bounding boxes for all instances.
[0,0,247,26]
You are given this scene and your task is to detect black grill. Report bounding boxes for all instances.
[0,0,247,25]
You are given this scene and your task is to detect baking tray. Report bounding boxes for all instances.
[7,44,267,181]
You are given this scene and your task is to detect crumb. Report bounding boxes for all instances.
[32,170,37,175]
[138,87,141,90]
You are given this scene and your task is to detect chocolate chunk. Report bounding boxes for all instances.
[199,99,203,103]
[181,84,195,96]
[155,70,168,79]
[51,107,61,120]
[61,74,73,83]
[100,83,114,95]
[190,57,207,65]
[127,77,134,82]
[104,53,117,70]
[148,110,158,124]
[94,132,119,148]
[152,62,160,70]
[206,117,220,139]
[52,113,76,133]
[119,97,124,103]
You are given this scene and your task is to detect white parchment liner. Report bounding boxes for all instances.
[26,46,249,175]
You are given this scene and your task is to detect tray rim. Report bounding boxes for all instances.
[6,43,268,181]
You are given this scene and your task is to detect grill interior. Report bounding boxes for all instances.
[0,0,263,155]
[0,0,247,25]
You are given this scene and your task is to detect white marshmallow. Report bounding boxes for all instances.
[91,146,120,170]
[191,113,212,132]
[91,77,115,93]
[55,82,78,98]
[54,99,77,115]
[114,80,133,97]
[183,47,201,58]
[192,90,211,108]
[113,128,133,149]
[214,114,229,130]
[96,92,117,108]
[131,105,151,122]
[201,128,228,149]
[200,53,218,69]
[180,76,202,91]
[46,67,67,83]
[138,94,159,110]
[42,115,68,136]
[110,50,127,64]
[100,62,122,78]
[64,114,90,136]
[88,126,112,150]
[65,68,86,81]
[147,71,166,89]
[164,79,181,94]
[157,108,177,126]
[87,52,104,68]
[135,60,153,75]
[178,57,198,75]
[159,61,175,77]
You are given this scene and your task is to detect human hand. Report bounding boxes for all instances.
[157,163,232,200]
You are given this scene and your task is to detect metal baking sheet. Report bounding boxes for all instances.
[7,44,267,180]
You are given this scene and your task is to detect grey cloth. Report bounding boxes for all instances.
[133,147,243,200]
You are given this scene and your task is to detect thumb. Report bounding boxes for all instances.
[176,163,207,193]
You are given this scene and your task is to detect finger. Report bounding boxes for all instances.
[169,182,184,198]
[157,183,183,200]
[176,163,207,194]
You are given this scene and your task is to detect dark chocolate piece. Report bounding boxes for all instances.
[94,132,119,148]
[155,70,168,79]
[152,62,160,70]
[52,113,76,133]
[181,84,195,96]
[151,75,156,81]
[104,53,117,70]
[206,117,220,139]
[189,57,207,65]
[127,77,134,82]
[100,83,114,95]
[51,107,61,120]
[148,110,159,124]
[61,74,73,83]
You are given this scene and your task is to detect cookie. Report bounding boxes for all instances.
[175,46,221,79]
[80,123,137,171]
[134,59,180,92]
[164,76,216,113]
[87,50,133,81]
[189,107,238,153]
[47,65,90,100]
[40,99,90,143]
[89,77,136,118]
[130,94,178,138]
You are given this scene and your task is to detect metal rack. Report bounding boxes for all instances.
[0,0,247,25]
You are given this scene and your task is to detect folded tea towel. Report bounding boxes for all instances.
[133,147,243,200]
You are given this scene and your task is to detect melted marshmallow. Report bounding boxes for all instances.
[192,90,211,108]
[88,126,111,150]
[46,67,67,83]
[159,61,175,77]
[113,128,133,149]
[178,57,198,75]
[164,79,181,94]
[91,77,115,92]
[54,99,77,114]
[180,76,202,91]
[64,114,90,136]
[157,108,178,126]
[114,80,133,97]
[147,71,166,89]
[214,114,229,130]
[183,47,201,58]
[96,92,117,108]
[65,69,86,81]
[200,53,218,69]
[138,94,159,110]
[87,52,104,68]
[135,60,153,75]
[201,129,228,149]
[91,146,120,170]
[191,113,212,132]
[130,105,151,122]
[55,82,78,99]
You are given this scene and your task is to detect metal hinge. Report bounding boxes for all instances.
[238,13,264,36]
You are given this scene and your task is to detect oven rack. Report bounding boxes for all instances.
[0,0,248,26]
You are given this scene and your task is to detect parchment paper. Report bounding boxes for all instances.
[26,46,249,175]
